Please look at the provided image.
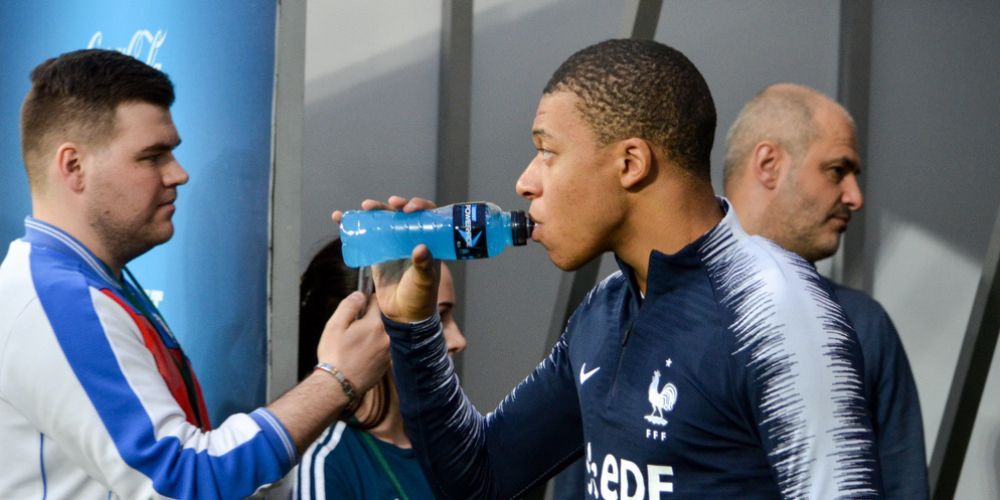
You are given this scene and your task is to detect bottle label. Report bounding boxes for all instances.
[452,203,487,259]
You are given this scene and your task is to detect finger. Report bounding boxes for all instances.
[387,196,409,210]
[361,199,390,211]
[331,210,343,223]
[326,291,367,331]
[404,197,437,212]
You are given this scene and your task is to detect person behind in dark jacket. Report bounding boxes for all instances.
[722,82,927,499]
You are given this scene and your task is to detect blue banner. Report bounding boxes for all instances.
[0,0,277,423]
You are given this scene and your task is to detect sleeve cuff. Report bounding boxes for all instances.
[382,312,442,342]
[249,408,297,468]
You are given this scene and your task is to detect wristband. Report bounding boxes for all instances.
[315,362,358,411]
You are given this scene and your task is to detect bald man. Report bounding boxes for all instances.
[723,83,927,499]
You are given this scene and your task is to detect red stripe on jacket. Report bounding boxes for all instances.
[102,290,212,430]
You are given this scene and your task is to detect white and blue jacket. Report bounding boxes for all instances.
[385,199,883,499]
[0,217,295,499]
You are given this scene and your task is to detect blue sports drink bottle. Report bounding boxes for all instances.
[339,202,533,268]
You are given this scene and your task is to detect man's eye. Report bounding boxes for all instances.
[439,304,453,317]
[539,149,553,160]
[828,166,846,181]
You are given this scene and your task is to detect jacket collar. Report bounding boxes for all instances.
[615,197,742,300]
[23,216,123,291]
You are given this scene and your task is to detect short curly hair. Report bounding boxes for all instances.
[544,39,716,180]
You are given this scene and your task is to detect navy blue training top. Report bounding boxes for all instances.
[385,199,883,499]
[554,277,927,500]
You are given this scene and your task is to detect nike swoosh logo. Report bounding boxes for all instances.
[580,363,600,385]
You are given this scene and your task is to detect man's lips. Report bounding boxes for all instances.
[159,197,178,214]
[829,210,851,231]
[528,214,542,241]
[829,206,851,222]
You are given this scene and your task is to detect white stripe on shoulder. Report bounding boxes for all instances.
[699,220,876,498]
[585,270,624,306]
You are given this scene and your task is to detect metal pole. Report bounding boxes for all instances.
[267,0,306,400]
[929,205,1000,499]
[621,0,663,41]
[834,0,872,293]
[437,0,474,377]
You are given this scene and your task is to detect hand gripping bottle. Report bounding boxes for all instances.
[339,202,533,268]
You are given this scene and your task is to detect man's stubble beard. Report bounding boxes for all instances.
[87,205,168,267]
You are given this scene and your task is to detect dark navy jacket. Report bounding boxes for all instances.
[830,281,927,499]
[385,200,883,499]
[554,279,927,500]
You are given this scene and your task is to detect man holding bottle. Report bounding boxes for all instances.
[342,39,883,498]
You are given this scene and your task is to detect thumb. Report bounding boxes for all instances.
[384,244,440,323]
[409,244,436,287]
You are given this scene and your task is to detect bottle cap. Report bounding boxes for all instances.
[510,210,533,246]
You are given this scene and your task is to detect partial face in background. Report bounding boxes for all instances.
[763,103,863,263]
[84,102,188,264]
[437,264,466,355]
[515,91,625,270]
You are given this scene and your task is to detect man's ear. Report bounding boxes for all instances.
[53,142,86,193]
[619,137,654,190]
[749,141,785,190]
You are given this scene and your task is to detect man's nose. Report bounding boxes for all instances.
[842,174,863,211]
[446,328,467,355]
[166,159,189,187]
[515,158,540,200]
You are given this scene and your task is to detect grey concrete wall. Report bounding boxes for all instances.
[865,2,1000,497]
[302,0,442,265]
[299,0,1000,495]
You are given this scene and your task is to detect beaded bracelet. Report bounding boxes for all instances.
[315,362,358,411]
